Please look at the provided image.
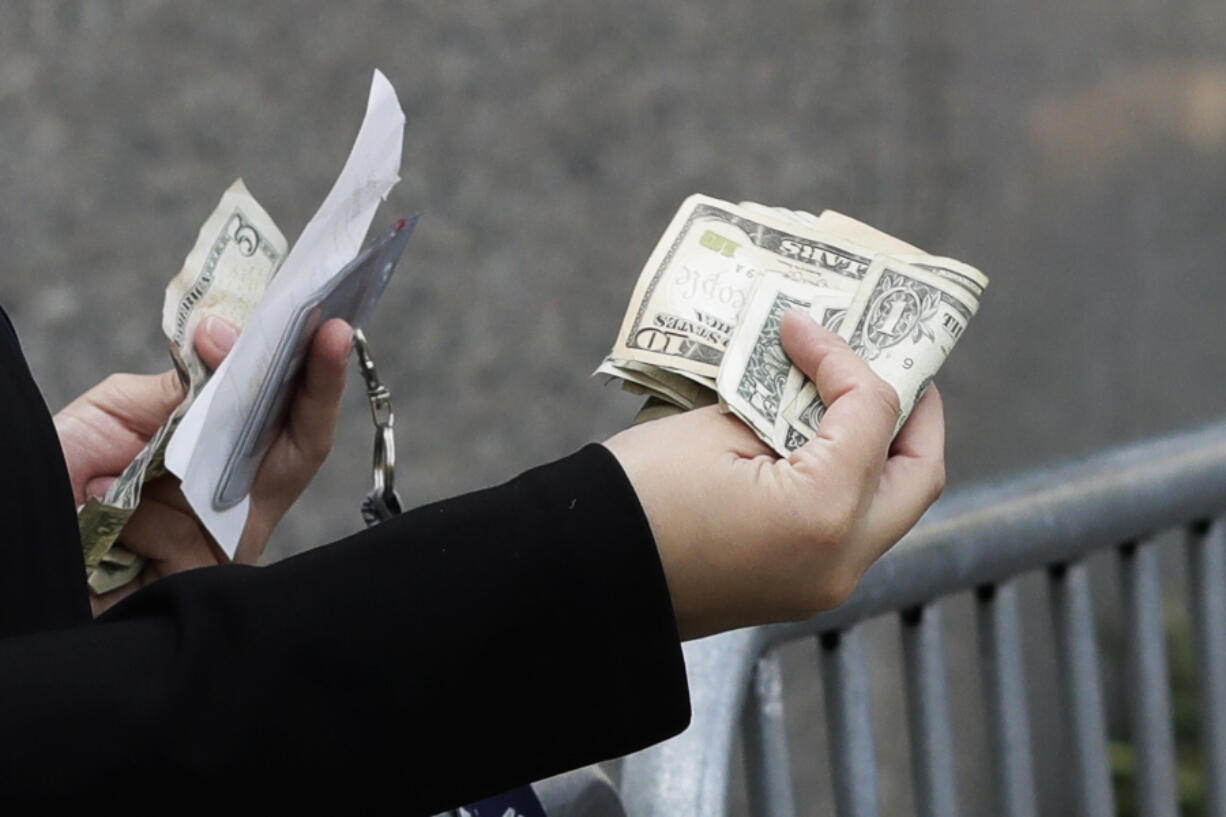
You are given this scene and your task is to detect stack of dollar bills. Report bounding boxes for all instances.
[599,195,987,455]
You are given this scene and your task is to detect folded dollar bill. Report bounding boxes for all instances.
[600,195,987,455]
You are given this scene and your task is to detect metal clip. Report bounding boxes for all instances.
[353,329,403,526]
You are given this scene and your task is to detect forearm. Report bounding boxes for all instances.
[0,445,690,812]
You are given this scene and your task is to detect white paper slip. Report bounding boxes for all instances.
[213,217,415,511]
[166,69,407,557]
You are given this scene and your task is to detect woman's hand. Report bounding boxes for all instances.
[54,316,352,614]
[604,309,945,640]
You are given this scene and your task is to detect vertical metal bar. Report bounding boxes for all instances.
[1188,518,1226,817]
[900,603,961,817]
[1118,540,1178,817]
[976,582,1038,817]
[741,652,798,817]
[1048,561,1116,817]
[820,626,882,817]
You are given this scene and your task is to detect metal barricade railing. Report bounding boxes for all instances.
[619,420,1226,817]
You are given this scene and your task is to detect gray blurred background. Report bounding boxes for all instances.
[3,1,1225,814]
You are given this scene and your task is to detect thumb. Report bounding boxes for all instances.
[779,308,899,480]
[194,315,240,371]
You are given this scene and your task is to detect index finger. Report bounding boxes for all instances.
[779,309,900,481]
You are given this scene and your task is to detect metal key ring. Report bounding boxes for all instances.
[353,330,404,526]
[371,424,397,502]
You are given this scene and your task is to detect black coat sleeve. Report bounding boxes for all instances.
[0,308,91,636]
[0,309,690,813]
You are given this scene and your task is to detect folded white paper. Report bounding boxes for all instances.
[166,69,406,556]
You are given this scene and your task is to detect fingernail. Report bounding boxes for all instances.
[204,316,239,350]
[783,307,812,325]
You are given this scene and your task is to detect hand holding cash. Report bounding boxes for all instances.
[604,308,946,639]
[56,310,351,613]
[74,69,410,595]
[600,196,971,634]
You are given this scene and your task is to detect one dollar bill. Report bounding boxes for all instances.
[776,255,980,452]
[600,195,987,455]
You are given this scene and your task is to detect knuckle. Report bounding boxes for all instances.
[872,380,902,420]
[780,604,818,624]
[929,461,947,504]
[775,484,869,617]
[789,530,863,617]
[824,568,861,608]
[805,566,860,614]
